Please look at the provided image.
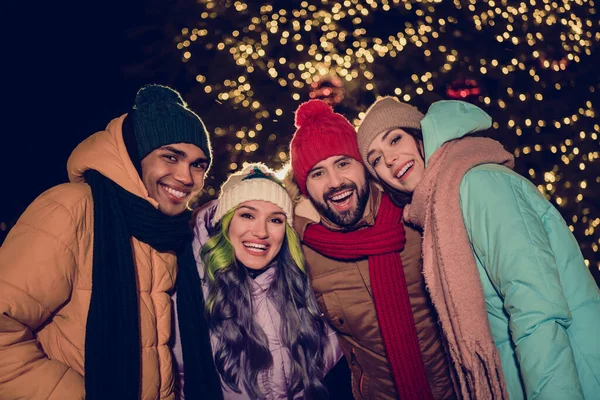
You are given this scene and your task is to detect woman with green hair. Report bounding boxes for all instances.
[172,162,343,399]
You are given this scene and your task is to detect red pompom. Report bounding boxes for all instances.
[294,99,333,128]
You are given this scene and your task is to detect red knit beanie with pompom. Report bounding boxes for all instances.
[290,100,362,195]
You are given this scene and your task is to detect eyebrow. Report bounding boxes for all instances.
[366,128,395,160]
[192,158,209,165]
[334,155,351,164]
[161,145,186,157]
[307,155,351,175]
[161,146,209,164]
[238,205,286,217]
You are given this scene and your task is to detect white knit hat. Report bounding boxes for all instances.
[212,162,294,226]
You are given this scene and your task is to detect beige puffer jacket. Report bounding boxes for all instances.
[284,172,455,399]
[0,115,177,399]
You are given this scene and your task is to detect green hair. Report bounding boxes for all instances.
[200,204,328,398]
[285,222,306,274]
[201,209,236,312]
[201,207,306,312]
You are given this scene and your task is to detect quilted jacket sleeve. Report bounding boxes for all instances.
[459,167,584,400]
[322,322,343,375]
[0,187,84,399]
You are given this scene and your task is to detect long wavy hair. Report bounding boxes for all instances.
[201,208,328,399]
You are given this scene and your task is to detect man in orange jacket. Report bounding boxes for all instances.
[0,84,222,400]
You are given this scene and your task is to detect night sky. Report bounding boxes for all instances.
[3,0,162,231]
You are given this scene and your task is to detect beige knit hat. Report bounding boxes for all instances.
[357,96,425,176]
[212,162,294,226]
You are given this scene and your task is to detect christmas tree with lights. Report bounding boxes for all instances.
[131,0,599,282]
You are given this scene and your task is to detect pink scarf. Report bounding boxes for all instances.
[404,137,512,399]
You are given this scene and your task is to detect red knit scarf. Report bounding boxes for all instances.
[304,194,433,399]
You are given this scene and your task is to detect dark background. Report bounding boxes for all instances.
[2,1,145,233]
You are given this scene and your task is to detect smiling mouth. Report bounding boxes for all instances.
[243,242,269,254]
[161,184,189,200]
[395,161,414,180]
[327,189,354,210]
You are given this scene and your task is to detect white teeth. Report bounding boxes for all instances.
[163,185,187,198]
[331,190,352,201]
[244,243,267,250]
[396,161,414,179]
[244,243,268,253]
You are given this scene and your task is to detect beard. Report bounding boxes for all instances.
[311,181,370,228]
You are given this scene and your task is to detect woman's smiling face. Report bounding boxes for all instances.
[228,200,287,270]
[366,128,425,195]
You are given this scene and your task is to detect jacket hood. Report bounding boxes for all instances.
[420,100,493,165]
[67,114,159,208]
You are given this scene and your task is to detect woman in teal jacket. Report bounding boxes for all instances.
[357,98,600,399]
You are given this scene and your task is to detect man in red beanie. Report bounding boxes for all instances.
[287,99,455,399]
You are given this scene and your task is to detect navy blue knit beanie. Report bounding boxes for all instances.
[130,84,212,169]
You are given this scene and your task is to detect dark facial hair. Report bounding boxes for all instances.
[312,181,370,228]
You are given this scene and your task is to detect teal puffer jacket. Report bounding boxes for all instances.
[421,101,600,399]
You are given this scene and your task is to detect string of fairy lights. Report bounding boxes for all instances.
[174,0,599,269]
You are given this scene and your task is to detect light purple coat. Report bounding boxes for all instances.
[172,200,342,399]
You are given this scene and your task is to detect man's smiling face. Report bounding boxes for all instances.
[305,155,370,227]
[140,143,208,216]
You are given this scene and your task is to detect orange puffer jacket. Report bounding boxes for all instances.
[0,115,177,399]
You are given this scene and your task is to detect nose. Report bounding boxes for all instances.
[174,164,194,186]
[383,151,397,168]
[327,170,344,190]
[251,219,269,239]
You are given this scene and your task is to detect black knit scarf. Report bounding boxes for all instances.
[84,170,223,400]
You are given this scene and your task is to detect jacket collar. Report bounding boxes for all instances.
[67,114,159,208]
[248,265,277,296]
